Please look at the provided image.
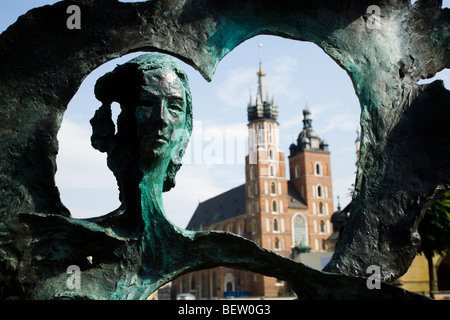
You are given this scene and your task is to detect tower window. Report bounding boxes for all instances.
[269,149,274,160]
[190,274,196,291]
[317,185,323,198]
[315,162,322,176]
[271,182,276,194]
[293,214,307,245]
[270,165,275,176]
[272,200,277,213]
[320,220,325,233]
[295,165,300,178]
[273,218,279,232]
[319,202,324,214]
[269,124,273,143]
[274,238,280,250]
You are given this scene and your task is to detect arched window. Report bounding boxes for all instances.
[190,274,196,292]
[293,214,307,245]
[315,162,322,175]
[270,165,275,176]
[211,272,217,298]
[180,277,185,293]
[320,220,325,233]
[252,219,257,234]
[224,273,235,292]
[271,182,276,194]
[269,149,274,160]
[257,124,263,145]
[274,238,280,250]
[272,200,277,212]
[269,124,273,143]
[273,218,279,232]
[295,165,300,178]
[201,273,207,298]
[319,202,324,214]
[317,185,323,198]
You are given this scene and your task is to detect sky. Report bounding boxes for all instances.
[1,0,449,229]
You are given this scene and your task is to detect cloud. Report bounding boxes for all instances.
[215,54,303,108]
[279,100,341,131]
[56,118,117,189]
[163,163,244,228]
[320,113,360,134]
[332,176,357,210]
[266,55,303,103]
[183,120,249,165]
[216,67,255,108]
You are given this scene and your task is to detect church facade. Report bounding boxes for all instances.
[171,51,334,299]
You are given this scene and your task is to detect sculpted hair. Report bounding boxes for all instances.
[90,53,193,193]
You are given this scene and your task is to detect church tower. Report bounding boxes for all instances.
[245,44,290,295]
[174,44,335,300]
[288,100,333,250]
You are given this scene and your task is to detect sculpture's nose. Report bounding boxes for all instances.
[155,99,169,126]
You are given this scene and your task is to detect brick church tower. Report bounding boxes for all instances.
[245,44,290,260]
[288,99,333,251]
[172,44,334,299]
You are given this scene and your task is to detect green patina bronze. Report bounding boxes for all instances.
[0,0,448,299]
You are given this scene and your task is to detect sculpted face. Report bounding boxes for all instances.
[135,69,187,169]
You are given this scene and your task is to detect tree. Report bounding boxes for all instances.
[418,191,450,299]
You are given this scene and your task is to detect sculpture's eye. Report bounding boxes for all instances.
[168,98,185,113]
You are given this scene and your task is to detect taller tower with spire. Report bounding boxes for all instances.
[245,44,289,296]
[247,44,278,122]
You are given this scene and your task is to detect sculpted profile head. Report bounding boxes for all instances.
[90,53,193,198]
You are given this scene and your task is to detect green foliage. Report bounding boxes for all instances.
[418,191,450,258]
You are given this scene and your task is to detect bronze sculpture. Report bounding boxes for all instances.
[0,0,448,299]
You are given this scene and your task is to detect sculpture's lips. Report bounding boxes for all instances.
[147,136,169,144]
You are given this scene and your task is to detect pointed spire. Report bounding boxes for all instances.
[256,43,267,106]
[302,97,312,129]
[247,43,278,122]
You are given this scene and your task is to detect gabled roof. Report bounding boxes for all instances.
[186,184,246,230]
[287,181,308,209]
[185,181,308,230]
